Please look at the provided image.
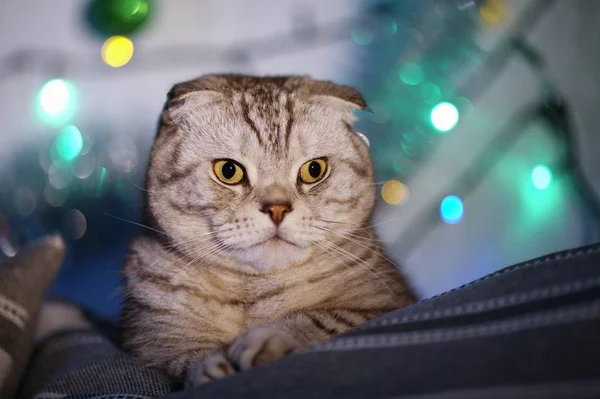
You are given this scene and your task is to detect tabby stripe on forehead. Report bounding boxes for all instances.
[284,95,294,151]
[240,94,263,146]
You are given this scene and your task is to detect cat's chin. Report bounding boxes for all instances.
[232,238,310,271]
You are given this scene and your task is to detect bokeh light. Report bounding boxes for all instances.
[531,165,553,190]
[82,166,110,197]
[101,35,134,67]
[48,164,73,190]
[399,63,424,86]
[421,83,442,105]
[13,187,36,217]
[44,182,69,207]
[85,0,152,37]
[479,0,509,27]
[71,153,97,179]
[351,28,374,46]
[65,209,88,240]
[381,180,408,205]
[54,125,84,161]
[37,79,76,125]
[430,102,459,132]
[440,195,464,224]
[114,0,149,21]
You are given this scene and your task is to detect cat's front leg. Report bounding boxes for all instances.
[185,351,237,387]
[227,324,301,370]
[228,309,375,370]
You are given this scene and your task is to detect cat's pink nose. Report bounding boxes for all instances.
[261,203,291,225]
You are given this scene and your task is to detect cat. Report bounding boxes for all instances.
[121,74,415,386]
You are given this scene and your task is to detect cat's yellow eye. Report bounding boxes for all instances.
[213,160,245,185]
[299,158,328,184]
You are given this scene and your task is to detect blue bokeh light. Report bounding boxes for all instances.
[440,195,464,224]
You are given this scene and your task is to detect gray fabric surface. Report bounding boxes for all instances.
[19,329,172,399]
[7,241,600,398]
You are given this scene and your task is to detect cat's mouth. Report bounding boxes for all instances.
[249,234,298,249]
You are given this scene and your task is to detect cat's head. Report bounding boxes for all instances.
[146,74,375,271]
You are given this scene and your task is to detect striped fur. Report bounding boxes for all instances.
[122,75,415,385]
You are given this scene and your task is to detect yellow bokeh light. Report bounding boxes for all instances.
[381,180,408,205]
[101,36,134,68]
[479,0,509,27]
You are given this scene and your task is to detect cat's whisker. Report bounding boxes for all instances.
[104,213,167,235]
[313,241,363,280]
[319,215,408,232]
[311,225,383,245]
[354,216,408,231]
[121,234,221,299]
[123,240,223,300]
[178,241,226,274]
[178,244,225,276]
[318,239,397,299]
[126,173,153,193]
[323,228,404,273]
[315,219,359,226]
[367,181,391,186]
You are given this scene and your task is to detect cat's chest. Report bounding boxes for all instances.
[185,263,347,329]
[241,266,342,325]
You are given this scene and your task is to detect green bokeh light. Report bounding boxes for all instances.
[421,83,442,105]
[55,125,83,161]
[37,79,76,125]
[430,102,459,132]
[83,166,110,197]
[113,0,149,21]
[351,28,374,46]
[531,165,552,190]
[399,63,423,86]
[387,19,398,35]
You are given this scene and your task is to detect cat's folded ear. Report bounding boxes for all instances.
[161,75,226,125]
[304,80,369,112]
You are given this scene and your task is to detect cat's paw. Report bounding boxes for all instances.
[185,351,236,387]
[228,326,300,370]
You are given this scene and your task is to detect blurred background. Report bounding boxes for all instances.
[1,0,599,321]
